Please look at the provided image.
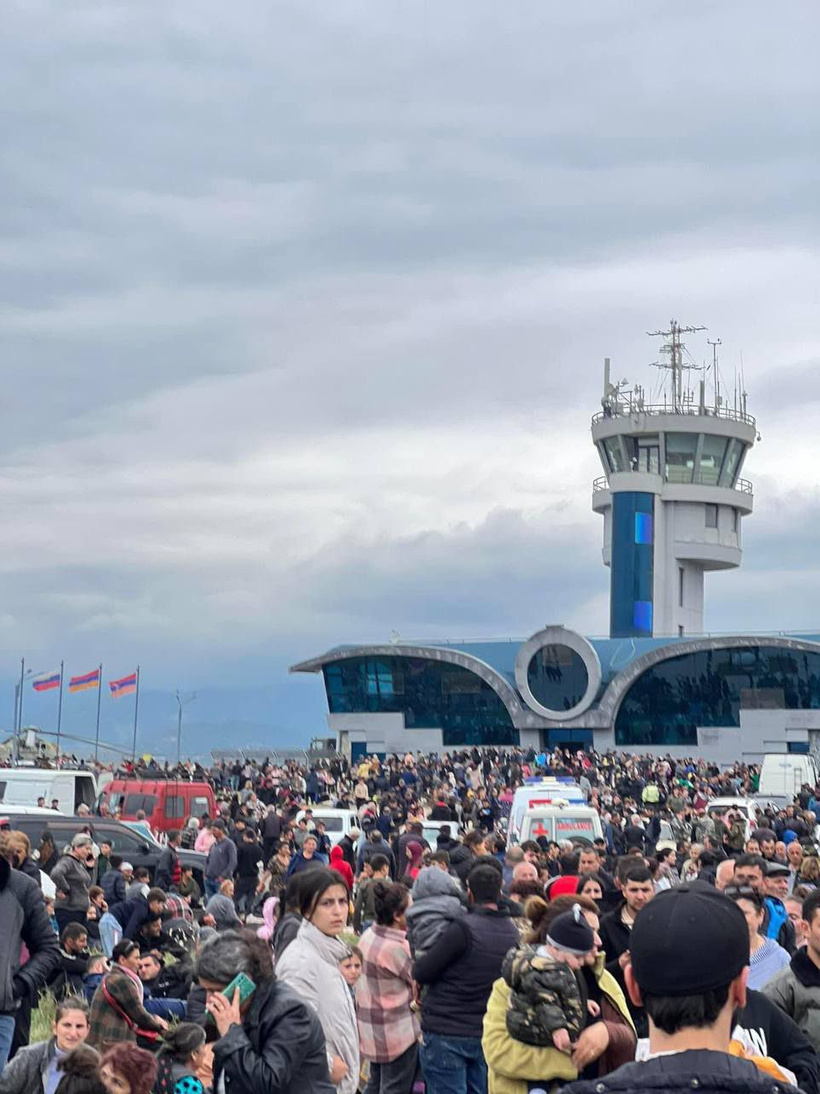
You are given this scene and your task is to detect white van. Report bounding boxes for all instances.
[508,781,586,845]
[0,769,97,812]
[706,796,759,842]
[758,754,819,802]
[520,804,603,847]
[294,807,360,846]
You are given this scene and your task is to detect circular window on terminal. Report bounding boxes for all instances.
[526,645,589,713]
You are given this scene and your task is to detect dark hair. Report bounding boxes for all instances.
[735,853,767,872]
[133,867,150,881]
[100,1043,157,1094]
[54,1044,106,1094]
[656,848,675,864]
[61,923,88,948]
[577,872,606,896]
[622,866,653,886]
[509,878,544,901]
[109,854,123,870]
[559,851,580,876]
[146,888,166,905]
[373,881,410,926]
[369,854,390,873]
[803,889,820,927]
[725,886,764,911]
[298,867,349,919]
[643,985,730,1034]
[524,892,599,945]
[430,850,450,866]
[283,872,305,912]
[616,855,642,881]
[466,864,502,904]
[112,939,140,964]
[158,1021,205,1062]
[520,840,541,855]
[463,831,485,851]
[55,997,90,1024]
[471,853,503,877]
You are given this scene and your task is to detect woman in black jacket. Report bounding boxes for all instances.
[195,929,334,1094]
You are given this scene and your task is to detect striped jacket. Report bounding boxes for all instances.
[87,966,164,1049]
[356,924,419,1063]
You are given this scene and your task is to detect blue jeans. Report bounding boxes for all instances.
[0,1014,16,1072]
[420,1033,487,1094]
[145,998,186,1020]
[204,878,221,901]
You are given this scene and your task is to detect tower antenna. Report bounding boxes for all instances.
[707,337,722,411]
[647,319,706,413]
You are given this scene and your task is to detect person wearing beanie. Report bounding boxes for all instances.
[502,903,599,1076]
[560,883,803,1094]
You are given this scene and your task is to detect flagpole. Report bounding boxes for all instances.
[13,657,25,765]
[131,666,141,762]
[94,662,103,762]
[56,661,64,767]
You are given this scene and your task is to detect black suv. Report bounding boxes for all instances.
[0,811,206,888]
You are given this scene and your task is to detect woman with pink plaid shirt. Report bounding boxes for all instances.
[356,881,420,1094]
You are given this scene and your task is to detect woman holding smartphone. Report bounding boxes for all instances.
[196,929,334,1094]
[275,868,360,1094]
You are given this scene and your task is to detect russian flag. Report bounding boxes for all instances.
[110,672,138,699]
[69,668,101,694]
[32,670,61,693]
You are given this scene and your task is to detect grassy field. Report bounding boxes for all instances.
[30,991,57,1043]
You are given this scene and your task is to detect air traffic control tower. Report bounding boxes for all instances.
[592,321,758,639]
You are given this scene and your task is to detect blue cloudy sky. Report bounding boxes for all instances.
[2,1,819,755]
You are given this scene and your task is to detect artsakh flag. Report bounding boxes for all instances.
[109,672,138,698]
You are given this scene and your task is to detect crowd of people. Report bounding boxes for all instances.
[4,744,820,1094]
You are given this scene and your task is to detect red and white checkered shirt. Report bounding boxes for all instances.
[355,924,420,1063]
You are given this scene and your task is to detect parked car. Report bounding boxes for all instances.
[97,777,216,834]
[0,810,205,889]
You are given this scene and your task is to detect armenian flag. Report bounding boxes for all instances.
[32,670,61,693]
[110,672,138,699]
[69,668,101,694]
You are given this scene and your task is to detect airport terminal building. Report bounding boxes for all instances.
[292,325,820,764]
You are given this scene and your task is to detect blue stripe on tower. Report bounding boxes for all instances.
[610,492,654,638]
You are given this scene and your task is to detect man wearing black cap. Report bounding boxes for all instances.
[561,883,802,1094]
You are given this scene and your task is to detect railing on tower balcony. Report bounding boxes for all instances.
[592,474,754,494]
[591,403,756,428]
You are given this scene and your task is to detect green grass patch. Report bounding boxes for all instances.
[31,990,57,1043]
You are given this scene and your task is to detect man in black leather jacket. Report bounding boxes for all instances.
[561,883,803,1094]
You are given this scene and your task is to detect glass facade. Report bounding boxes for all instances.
[323,656,518,746]
[615,645,820,746]
[610,492,654,638]
[665,433,698,483]
[527,644,589,711]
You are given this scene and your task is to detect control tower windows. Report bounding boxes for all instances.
[705,504,718,529]
[603,438,626,474]
[665,434,698,483]
[720,439,744,486]
[626,436,660,474]
[699,435,729,486]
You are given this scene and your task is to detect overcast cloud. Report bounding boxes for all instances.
[2,1,820,749]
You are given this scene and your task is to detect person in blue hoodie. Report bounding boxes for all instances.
[763,861,797,954]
